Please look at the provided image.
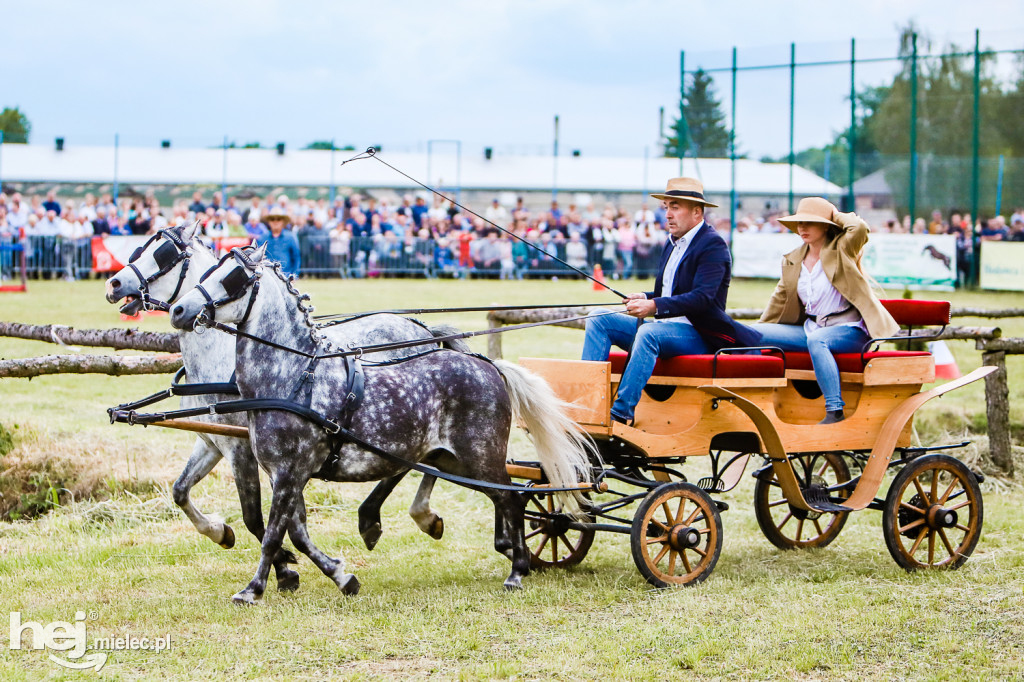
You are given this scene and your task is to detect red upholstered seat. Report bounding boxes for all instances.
[607,350,785,379]
[879,299,951,327]
[785,350,932,374]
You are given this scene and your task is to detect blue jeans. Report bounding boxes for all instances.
[750,322,870,412]
[582,309,708,421]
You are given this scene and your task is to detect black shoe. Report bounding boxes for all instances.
[610,412,632,426]
[818,410,845,425]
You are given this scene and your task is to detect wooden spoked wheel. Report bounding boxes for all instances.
[882,454,983,571]
[630,482,722,587]
[523,492,595,569]
[753,452,851,550]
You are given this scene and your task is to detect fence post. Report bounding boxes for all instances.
[848,38,856,211]
[971,29,982,287]
[487,314,503,360]
[981,349,1013,474]
[909,33,918,225]
[729,46,737,253]
[788,42,795,214]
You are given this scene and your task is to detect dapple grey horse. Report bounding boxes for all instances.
[105,224,466,590]
[169,244,593,601]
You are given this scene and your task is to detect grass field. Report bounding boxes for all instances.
[1,277,1023,680]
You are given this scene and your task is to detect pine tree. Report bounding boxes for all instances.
[663,69,731,158]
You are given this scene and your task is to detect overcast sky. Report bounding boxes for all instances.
[4,1,1022,161]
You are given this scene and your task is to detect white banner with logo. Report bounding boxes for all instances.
[730,232,957,290]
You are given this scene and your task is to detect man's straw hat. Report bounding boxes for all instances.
[649,177,718,208]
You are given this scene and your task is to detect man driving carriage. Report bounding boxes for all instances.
[582,177,760,425]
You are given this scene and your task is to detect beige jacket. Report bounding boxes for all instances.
[758,211,900,339]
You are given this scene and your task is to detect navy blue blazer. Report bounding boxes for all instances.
[645,222,761,351]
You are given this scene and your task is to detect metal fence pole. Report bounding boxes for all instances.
[679,51,685,176]
[788,42,795,213]
[909,33,918,225]
[848,38,856,211]
[0,130,4,191]
[329,140,336,205]
[113,133,120,206]
[221,135,228,201]
[552,115,559,202]
[971,28,982,287]
[729,46,737,251]
[996,154,1005,217]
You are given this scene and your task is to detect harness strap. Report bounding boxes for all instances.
[169,366,240,396]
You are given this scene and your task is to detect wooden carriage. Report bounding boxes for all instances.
[511,299,995,587]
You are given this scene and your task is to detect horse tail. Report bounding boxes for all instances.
[428,324,472,353]
[493,360,597,518]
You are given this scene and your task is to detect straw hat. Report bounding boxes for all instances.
[778,197,839,232]
[263,207,290,223]
[649,177,718,208]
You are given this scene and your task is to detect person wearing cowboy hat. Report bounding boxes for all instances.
[581,177,761,426]
[256,207,301,277]
[752,197,899,424]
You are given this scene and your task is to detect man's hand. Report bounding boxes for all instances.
[623,293,656,318]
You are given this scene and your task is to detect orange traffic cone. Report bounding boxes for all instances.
[928,340,961,380]
[592,264,605,291]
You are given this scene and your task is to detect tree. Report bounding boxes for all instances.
[663,69,731,158]
[0,106,31,143]
[303,140,335,150]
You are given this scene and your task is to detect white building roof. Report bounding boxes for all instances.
[0,144,843,197]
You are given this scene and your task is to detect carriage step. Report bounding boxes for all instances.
[803,486,852,513]
[697,476,725,492]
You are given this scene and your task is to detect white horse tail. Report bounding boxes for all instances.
[494,360,597,518]
[428,324,472,354]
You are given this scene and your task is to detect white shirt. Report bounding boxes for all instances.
[652,222,703,324]
[798,259,868,334]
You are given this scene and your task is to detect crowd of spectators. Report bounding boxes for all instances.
[2,187,1022,285]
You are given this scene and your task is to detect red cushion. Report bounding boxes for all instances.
[785,350,932,373]
[607,350,784,379]
[879,299,951,327]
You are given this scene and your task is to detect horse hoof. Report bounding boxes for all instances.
[503,577,523,591]
[231,590,261,606]
[361,522,382,551]
[277,570,300,593]
[218,524,236,550]
[427,516,444,540]
[336,573,361,596]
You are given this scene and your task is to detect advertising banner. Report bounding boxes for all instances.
[90,235,148,273]
[979,241,1024,291]
[731,232,957,290]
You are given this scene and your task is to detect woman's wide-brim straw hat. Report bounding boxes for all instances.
[649,177,719,208]
[779,197,839,232]
[263,209,290,222]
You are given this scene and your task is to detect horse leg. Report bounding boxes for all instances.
[357,472,407,550]
[486,489,530,590]
[493,502,514,559]
[409,475,444,540]
[227,443,300,592]
[232,472,302,605]
[288,496,360,596]
[172,439,233,548]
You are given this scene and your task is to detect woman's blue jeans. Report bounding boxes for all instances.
[582,309,708,421]
[750,322,870,412]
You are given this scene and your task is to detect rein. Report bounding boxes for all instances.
[340,147,628,298]
[197,309,621,360]
[314,301,622,324]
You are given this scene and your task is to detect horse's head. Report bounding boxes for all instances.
[171,243,267,331]
[105,221,202,314]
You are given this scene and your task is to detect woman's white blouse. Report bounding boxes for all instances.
[797,259,868,335]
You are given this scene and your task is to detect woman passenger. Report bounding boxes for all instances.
[752,198,899,424]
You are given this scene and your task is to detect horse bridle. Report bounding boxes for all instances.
[126,228,193,312]
[194,247,262,329]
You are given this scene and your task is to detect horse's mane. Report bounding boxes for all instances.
[265,260,322,345]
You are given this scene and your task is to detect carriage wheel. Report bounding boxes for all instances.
[882,454,983,571]
[523,492,595,569]
[753,452,851,550]
[630,482,722,587]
